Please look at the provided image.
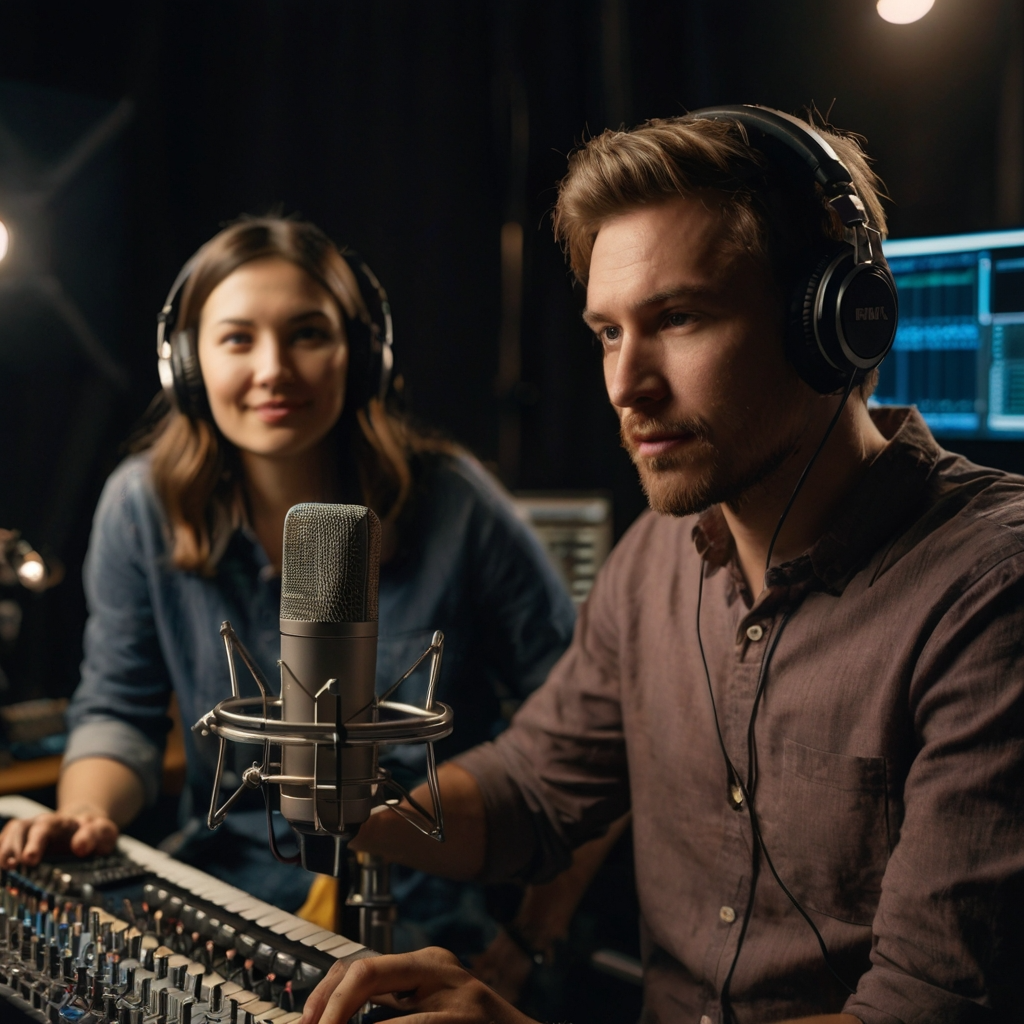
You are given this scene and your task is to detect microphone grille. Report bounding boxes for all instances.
[280,503,381,623]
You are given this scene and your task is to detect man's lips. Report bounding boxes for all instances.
[631,431,696,458]
[251,399,310,423]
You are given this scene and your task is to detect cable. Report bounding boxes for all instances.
[763,373,857,585]
[697,375,860,1019]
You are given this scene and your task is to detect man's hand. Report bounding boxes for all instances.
[300,947,539,1024]
[0,808,119,868]
[469,927,536,1005]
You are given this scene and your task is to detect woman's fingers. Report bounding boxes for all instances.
[0,811,120,867]
[69,816,118,858]
[0,817,31,868]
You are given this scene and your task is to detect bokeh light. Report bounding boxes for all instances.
[877,0,936,24]
[0,220,8,263]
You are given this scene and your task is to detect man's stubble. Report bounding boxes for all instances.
[621,412,799,519]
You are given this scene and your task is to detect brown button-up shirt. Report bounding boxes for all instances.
[457,408,1024,1023]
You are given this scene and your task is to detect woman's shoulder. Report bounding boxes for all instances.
[93,453,164,535]
[415,450,521,523]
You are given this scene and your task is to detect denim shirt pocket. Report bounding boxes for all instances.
[778,737,889,926]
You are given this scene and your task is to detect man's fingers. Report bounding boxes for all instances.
[318,950,462,1024]
[301,957,349,1023]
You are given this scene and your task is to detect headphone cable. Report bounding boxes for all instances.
[763,373,857,584]
[698,374,861,1018]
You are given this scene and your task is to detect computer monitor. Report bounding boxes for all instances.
[877,228,1024,437]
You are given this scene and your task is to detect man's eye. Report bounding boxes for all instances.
[601,326,622,343]
[666,312,695,329]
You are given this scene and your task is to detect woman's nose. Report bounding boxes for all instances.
[251,335,291,387]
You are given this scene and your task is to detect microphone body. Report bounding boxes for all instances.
[278,503,382,874]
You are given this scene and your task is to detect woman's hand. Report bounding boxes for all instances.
[0,808,119,869]
[300,947,539,1024]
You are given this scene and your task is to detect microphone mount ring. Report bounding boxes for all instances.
[196,623,454,842]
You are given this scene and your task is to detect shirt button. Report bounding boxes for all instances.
[746,624,764,641]
[719,905,736,923]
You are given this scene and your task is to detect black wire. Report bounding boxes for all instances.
[698,374,861,1018]
[696,565,743,797]
[763,374,857,586]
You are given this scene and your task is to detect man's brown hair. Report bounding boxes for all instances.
[552,114,890,395]
[553,113,888,288]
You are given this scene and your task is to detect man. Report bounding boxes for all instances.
[302,111,1024,1023]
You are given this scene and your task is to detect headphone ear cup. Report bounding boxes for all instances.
[343,316,375,410]
[169,327,210,420]
[785,246,898,395]
[786,248,858,394]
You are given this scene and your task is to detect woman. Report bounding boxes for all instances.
[0,217,575,955]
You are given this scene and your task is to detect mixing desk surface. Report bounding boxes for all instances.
[0,795,374,1024]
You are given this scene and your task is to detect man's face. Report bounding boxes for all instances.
[584,195,814,517]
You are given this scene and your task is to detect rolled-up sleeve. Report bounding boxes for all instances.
[63,462,173,806]
[454,538,631,885]
[845,557,1024,1022]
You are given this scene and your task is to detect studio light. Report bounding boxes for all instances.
[0,219,8,263]
[877,0,935,24]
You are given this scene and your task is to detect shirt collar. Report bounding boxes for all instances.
[692,406,941,613]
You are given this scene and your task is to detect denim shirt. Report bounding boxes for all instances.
[64,451,576,852]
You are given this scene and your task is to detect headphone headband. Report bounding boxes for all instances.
[156,240,394,418]
[687,104,854,193]
[684,104,898,393]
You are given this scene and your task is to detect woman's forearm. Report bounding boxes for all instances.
[58,757,146,827]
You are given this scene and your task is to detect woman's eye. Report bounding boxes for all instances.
[292,326,333,345]
[222,332,252,347]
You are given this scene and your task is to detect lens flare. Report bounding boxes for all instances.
[877,0,935,24]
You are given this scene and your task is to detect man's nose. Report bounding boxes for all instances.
[605,331,669,410]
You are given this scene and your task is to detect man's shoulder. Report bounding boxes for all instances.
[893,451,1024,580]
[601,507,700,584]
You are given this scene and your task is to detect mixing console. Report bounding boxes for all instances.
[0,796,375,1024]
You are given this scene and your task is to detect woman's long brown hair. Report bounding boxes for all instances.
[144,217,449,574]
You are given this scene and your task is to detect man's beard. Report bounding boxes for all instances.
[621,411,797,518]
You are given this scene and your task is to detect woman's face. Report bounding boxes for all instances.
[197,257,348,461]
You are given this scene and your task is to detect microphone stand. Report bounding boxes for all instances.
[345,852,396,955]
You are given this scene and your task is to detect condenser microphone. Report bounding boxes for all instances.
[278,503,381,876]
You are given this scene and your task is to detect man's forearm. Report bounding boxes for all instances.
[58,757,145,827]
[351,762,487,879]
[512,812,631,952]
[779,1016,861,1024]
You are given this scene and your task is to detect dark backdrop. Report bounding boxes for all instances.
[0,0,1021,702]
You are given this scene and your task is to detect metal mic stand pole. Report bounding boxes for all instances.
[346,851,396,954]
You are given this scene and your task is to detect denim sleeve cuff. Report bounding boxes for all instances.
[452,742,550,884]
[62,719,163,807]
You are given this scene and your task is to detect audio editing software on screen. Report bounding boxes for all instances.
[878,229,1024,438]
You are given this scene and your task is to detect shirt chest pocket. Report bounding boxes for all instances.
[777,738,890,926]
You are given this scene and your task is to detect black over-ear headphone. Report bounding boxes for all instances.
[686,104,898,394]
[156,246,394,420]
